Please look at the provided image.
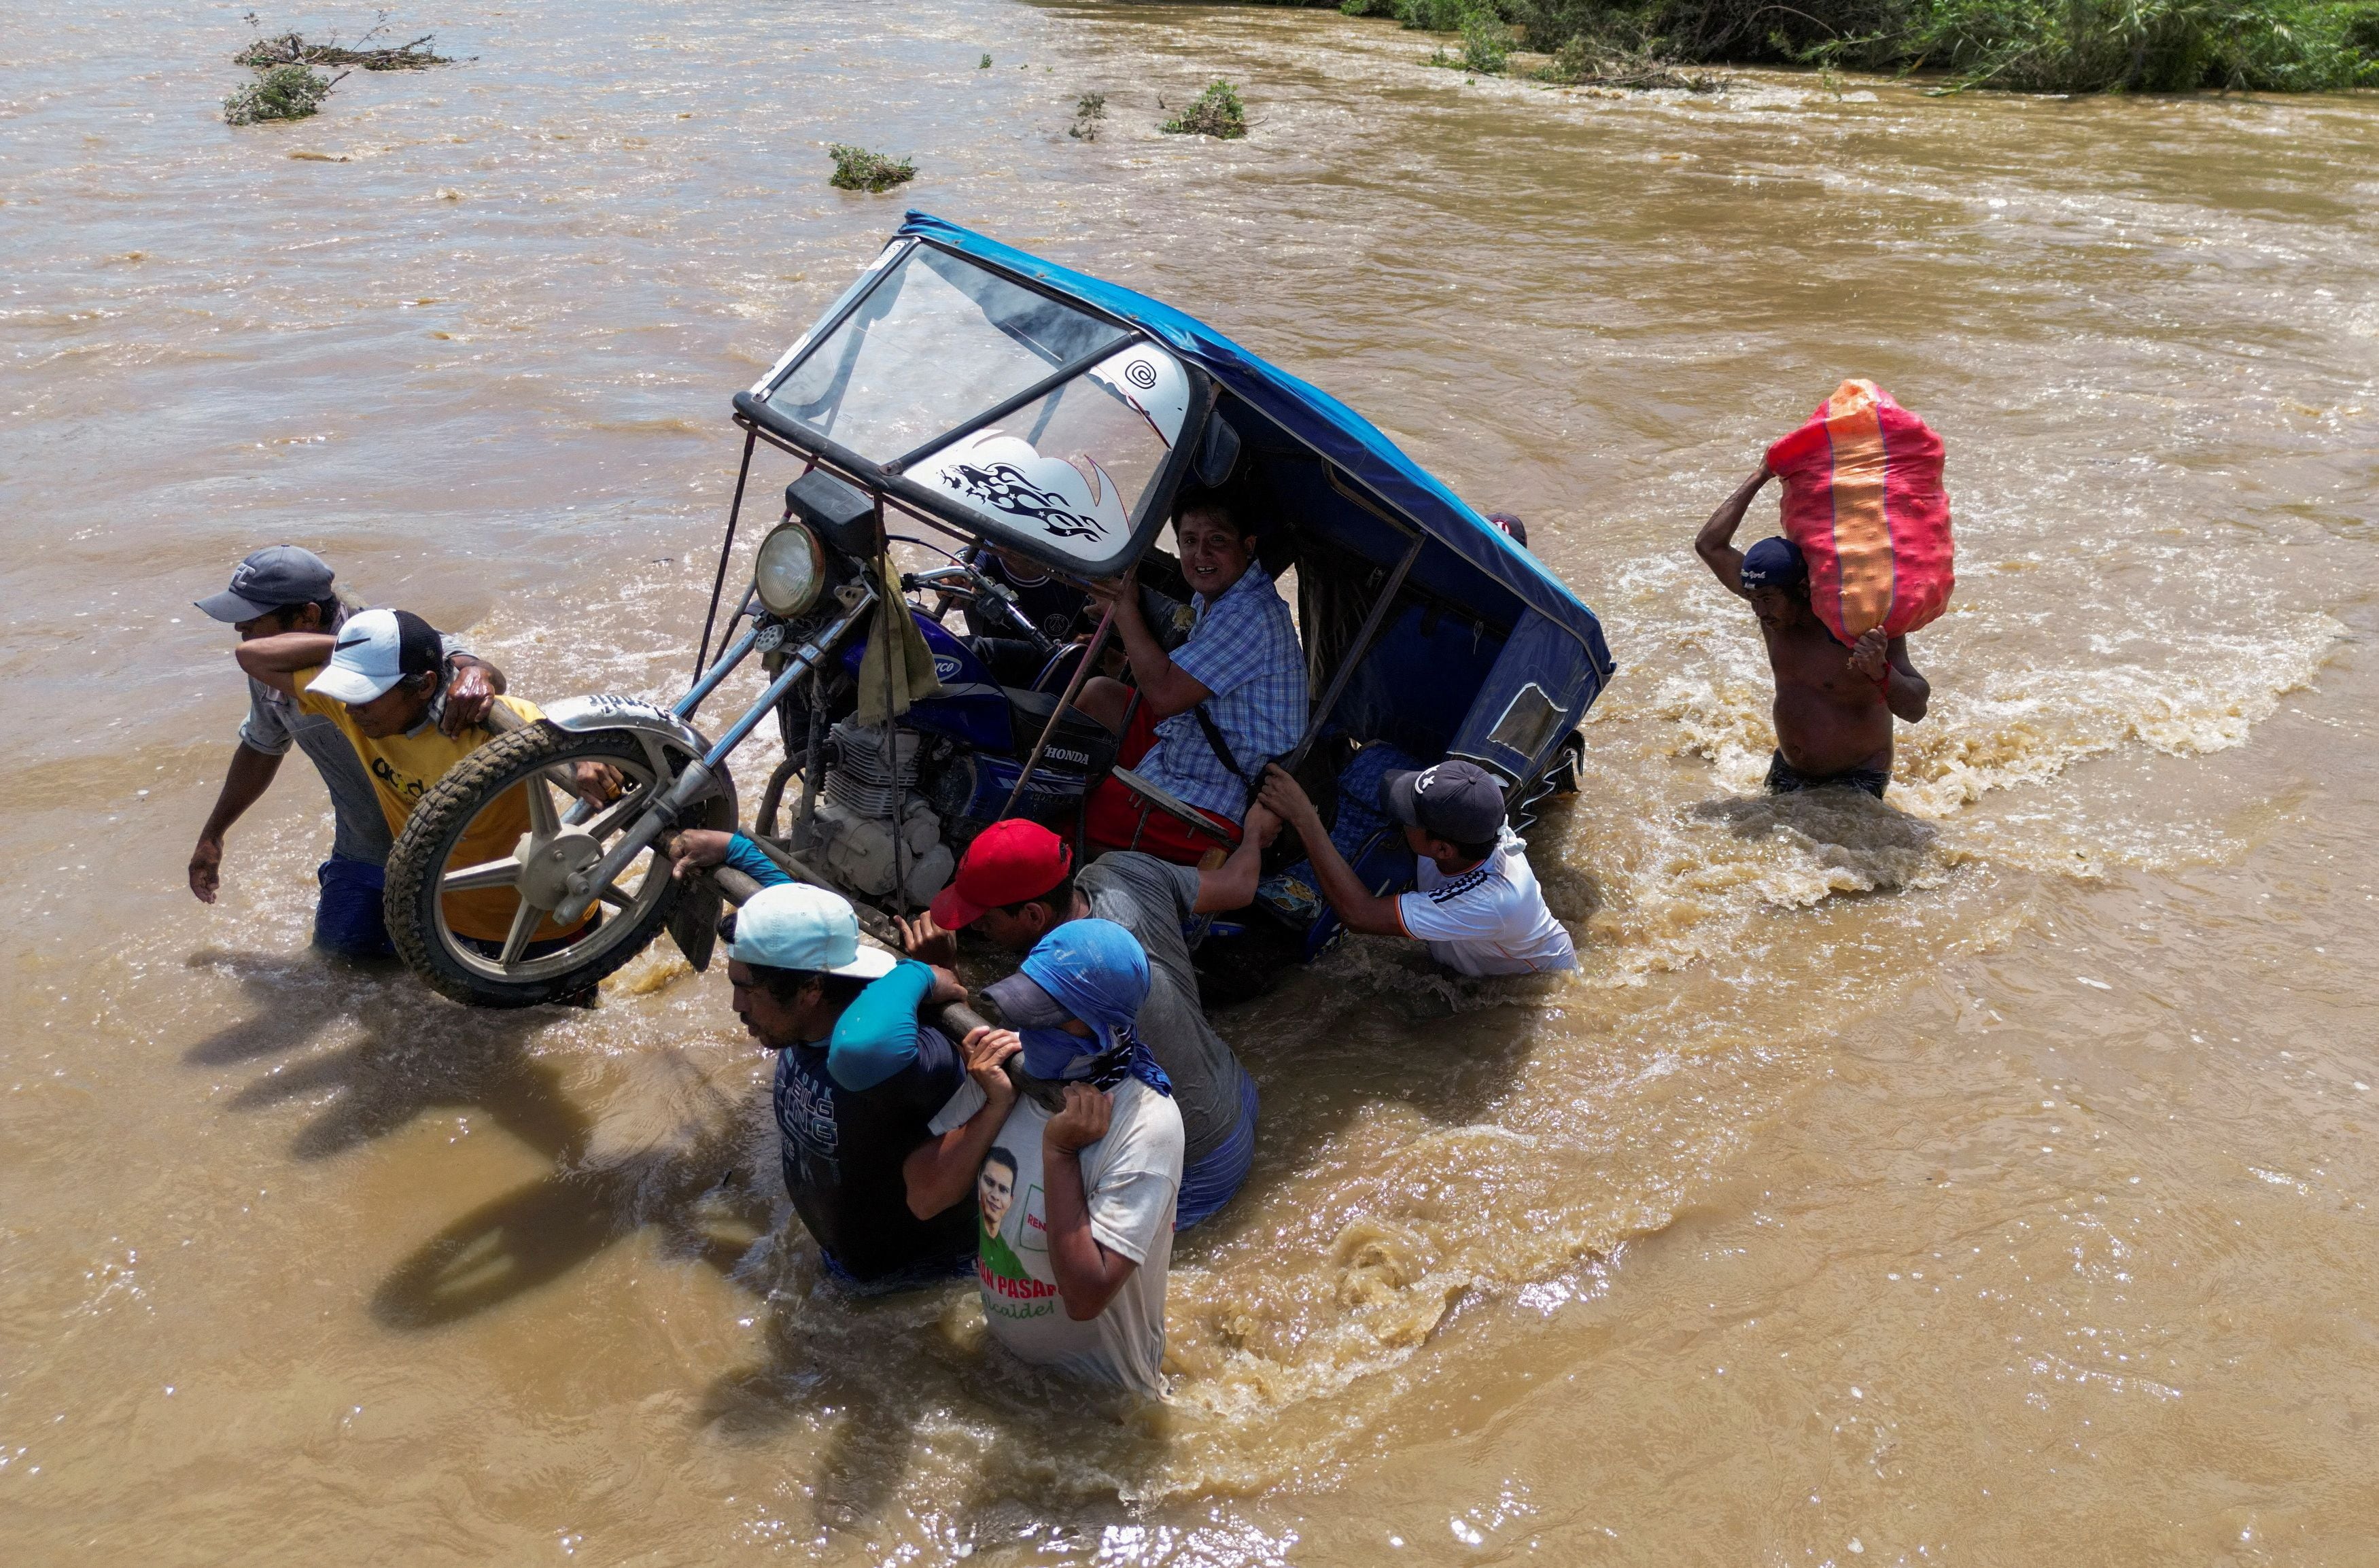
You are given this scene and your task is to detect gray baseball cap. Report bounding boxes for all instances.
[1383,760,1509,844]
[196,546,336,623]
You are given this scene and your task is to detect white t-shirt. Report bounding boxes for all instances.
[1395,825,1578,977]
[974,1079,1183,1399]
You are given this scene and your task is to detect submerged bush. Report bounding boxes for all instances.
[1160,80,1249,137]
[224,63,335,124]
[1461,10,1516,67]
[1070,91,1108,139]
[1329,0,2379,89]
[827,143,917,191]
[1909,0,2379,90]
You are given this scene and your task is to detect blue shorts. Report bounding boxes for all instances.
[315,856,395,960]
[1177,1068,1260,1231]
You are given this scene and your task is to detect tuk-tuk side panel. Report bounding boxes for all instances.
[1323,600,1507,764]
[1446,612,1607,786]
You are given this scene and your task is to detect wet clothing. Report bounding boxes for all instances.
[292,672,560,945]
[1078,852,1258,1223]
[776,958,982,1287]
[1395,826,1577,978]
[719,832,789,888]
[1763,750,1890,799]
[975,1077,1183,1399]
[1175,1068,1258,1230]
[313,855,395,959]
[1132,562,1306,820]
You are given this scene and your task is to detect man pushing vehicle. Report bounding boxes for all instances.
[233,606,607,974]
[188,547,506,957]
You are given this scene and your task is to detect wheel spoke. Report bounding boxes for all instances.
[441,855,523,894]
[523,773,560,839]
[595,882,635,910]
[496,895,544,968]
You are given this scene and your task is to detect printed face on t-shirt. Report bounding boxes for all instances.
[977,1151,1016,1235]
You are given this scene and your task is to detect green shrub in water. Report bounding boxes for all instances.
[1448,0,2379,89]
[1461,9,1516,67]
[1160,80,1249,138]
[827,143,917,192]
[223,63,334,124]
[1908,0,2379,90]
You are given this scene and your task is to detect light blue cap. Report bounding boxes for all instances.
[725,884,898,979]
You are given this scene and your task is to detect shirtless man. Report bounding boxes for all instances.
[1695,464,1929,797]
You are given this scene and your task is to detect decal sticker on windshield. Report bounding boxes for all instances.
[922,430,1130,557]
[1088,344,1189,447]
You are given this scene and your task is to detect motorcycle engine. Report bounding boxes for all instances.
[804,720,955,906]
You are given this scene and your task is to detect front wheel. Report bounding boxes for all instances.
[385,723,698,1007]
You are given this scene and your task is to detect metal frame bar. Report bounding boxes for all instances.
[882,332,1143,475]
[1281,531,1427,775]
[999,599,1118,819]
[693,428,759,680]
[731,354,1211,586]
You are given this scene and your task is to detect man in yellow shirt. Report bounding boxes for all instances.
[236,608,594,962]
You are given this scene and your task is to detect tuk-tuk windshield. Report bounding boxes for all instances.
[763,243,1193,568]
[764,244,1126,462]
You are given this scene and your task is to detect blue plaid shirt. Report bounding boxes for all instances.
[1138,562,1307,818]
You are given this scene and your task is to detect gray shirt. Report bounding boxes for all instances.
[236,606,467,866]
[1078,852,1251,1168]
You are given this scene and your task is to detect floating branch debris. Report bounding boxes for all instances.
[829,144,918,192]
[1159,80,1247,139]
[232,10,456,71]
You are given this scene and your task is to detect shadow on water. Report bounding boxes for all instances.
[183,946,768,1329]
[369,1058,769,1329]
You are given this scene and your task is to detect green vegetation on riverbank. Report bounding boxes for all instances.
[1317,0,2379,91]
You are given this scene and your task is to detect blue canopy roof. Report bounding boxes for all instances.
[896,213,1612,676]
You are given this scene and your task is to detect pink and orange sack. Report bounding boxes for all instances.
[1762,381,1955,645]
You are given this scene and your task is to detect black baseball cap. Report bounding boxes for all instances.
[196,546,336,623]
[1382,760,1508,844]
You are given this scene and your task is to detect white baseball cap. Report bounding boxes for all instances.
[309,608,444,704]
[725,884,898,980]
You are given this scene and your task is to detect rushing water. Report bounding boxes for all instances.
[5,1,2378,1561]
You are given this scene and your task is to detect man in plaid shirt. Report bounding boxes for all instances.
[1075,499,1307,863]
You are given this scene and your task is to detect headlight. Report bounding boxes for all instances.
[754,522,824,618]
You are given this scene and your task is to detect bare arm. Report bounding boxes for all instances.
[1086,569,1211,720]
[1848,632,1930,723]
[1884,635,1929,722]
[188,743,283,903]
[1194,802,1281,914]
[902,1026,1020,1220]
[1041,1084,1137,1321]
[1256,766,1405,937]
[234,631,336,699]
[1695,464,1773,598]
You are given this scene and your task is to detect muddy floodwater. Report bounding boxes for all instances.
[6,0,2379,1561]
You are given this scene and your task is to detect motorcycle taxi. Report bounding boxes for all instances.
[382,214,1616,1007]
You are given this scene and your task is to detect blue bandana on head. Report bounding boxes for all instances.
[1017,919,1170,1096]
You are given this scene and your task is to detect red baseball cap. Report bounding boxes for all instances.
[928,819,1073,928]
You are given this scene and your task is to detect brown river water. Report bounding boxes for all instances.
[6,1,2378,1562]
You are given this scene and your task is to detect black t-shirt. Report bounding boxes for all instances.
[771,1024,977,1283]
[963,548,1096,646]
